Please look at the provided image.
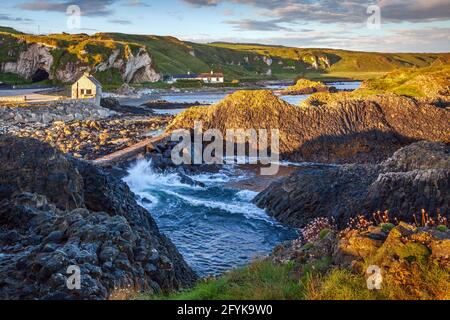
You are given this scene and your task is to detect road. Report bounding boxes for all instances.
[0,88,63,102]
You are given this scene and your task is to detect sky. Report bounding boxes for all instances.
[0,0,449,52]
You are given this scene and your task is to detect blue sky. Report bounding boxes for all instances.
[1,0,449,52]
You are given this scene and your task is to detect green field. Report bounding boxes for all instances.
[0,26,448,85]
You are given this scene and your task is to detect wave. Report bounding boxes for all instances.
[235,190,259,201]
[124,158,278,224]
[161,190,274,224]
[123,159,205,191]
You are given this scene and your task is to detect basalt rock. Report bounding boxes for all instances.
[0,136,197,299]
[281,79,332,95]
[169,90,450,164]
[254,141,450,228]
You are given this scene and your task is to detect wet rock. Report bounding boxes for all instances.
[0,136,197,300]
[255,141,450,228]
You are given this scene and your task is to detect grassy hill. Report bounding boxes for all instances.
[211,42,444,80]
[0,26,448,85]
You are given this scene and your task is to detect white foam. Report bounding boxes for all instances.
[162,190,273,224]
[191,172,231,184]
[235,190,258,202]
[123,159,204,191]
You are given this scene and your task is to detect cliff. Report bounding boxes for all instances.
[0,31,161,84]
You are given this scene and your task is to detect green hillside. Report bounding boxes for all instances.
[211,42,444,80]
[0,26,447,85]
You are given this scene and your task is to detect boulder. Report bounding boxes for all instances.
[281,79,330,95]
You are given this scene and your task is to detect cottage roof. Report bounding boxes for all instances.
[86,75,102,88]
[198,72,224,78]
[73,74,102,88]
[172,73,198,79]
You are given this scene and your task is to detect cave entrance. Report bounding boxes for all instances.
[31,68,49,83]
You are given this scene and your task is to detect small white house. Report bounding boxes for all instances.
[71,73,102,106]
[197,71,224,84]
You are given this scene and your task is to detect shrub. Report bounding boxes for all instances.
[380,223,395,233]
[300,217,336,243]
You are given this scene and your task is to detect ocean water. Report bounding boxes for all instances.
[124,160,297,276]
[151,81,361,115]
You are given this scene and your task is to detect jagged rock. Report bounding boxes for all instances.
[255,142,450,228]
[169,90,450,164]
[0,101,115,129]
[123,48,161,83]
[281,79,330,95]
[1,43,53,80]
[1,37,161,84]
[0,136,197,299]
[271,223,449,290]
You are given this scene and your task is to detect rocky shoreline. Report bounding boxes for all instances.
[0,98,172,160]
[0,100,115,135]
[0,69,449,299]
[0,135,197,299]
[254,141,450,228]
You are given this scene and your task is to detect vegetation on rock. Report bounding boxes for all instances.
[281,79,330,95]
[169,88,450,163]
[137,221,449,300]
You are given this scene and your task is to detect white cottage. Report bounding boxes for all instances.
[197,71,224,84]
[71,73,103,106]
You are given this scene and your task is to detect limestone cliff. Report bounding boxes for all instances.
[1,43,53,81]
[0,36,161,84]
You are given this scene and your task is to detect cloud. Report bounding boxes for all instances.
[18,0,117,17]
[126,0,150,7]
[183,0,450,23]
[380,0,450,22]
[0,13,33,22]
[184,26,450,53]
[225,18,293,31]
[183,0,219,6]
[108,19,132,25]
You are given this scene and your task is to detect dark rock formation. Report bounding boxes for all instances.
[141,99,208,110]
[0,135,197,299]
[100,98,156,115]
[255,141,450,228]
[169,91,450,164]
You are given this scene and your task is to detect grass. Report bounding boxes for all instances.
[137,260,305,300]
[305,269,381,300]
[0,72,32,85]
[135,256,449,301]
[357,64,450,97]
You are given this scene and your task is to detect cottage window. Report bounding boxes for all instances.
[86,89,92,95]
